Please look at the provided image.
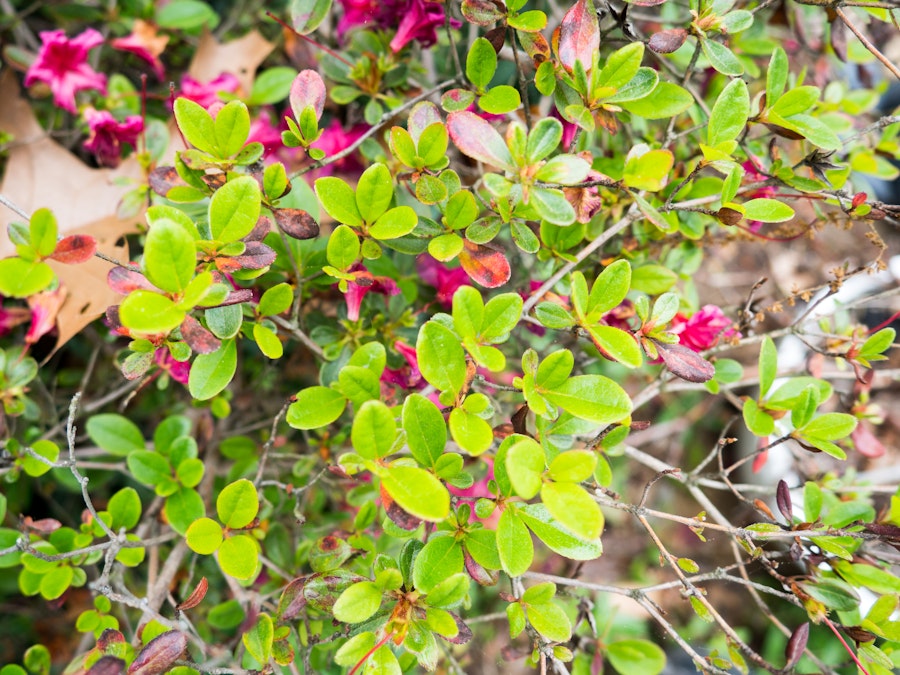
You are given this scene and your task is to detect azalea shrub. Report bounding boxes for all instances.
[1,1,900,674]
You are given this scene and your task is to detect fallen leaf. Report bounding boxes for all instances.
[0,70,142,353]
[188,30,274,101]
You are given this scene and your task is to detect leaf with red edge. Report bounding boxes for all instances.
[776,479,793,523]
[127,631,187,675]
[654,341,715,382]
[277,577,309,621]
[458,240,511,288]
[108,266,158,295]
[461,0,507,26]
[229,241,277,270]
[436,612,474,645]
[408,102,443,143]
[50,235,97,264]
[464,549,499,586]
[629,0,667,5]
[380,483,423,531]
[784,622,809,670]
[22,516,62,534]
[557,0,599,73]
[273,208,319,240]
[176,576,209,611]
[447,111,514,171]
[97,629,126,653]
[648,29,688,54]
[289,70,326,122]
[180,315,221,354]
[86,656,126,675]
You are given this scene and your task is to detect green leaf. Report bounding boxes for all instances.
[417,321,467,394]
[381,465,450,522]
[589,326,643,368]
[623,149,674,191]
[607,639,667,675]
[507,603,526,638]
[603,67,658,103]
[327,224,360,272]
[186,517,224,555]
[242,613,274,665]
[859,327,895,360]
[526,602,572,643]
[445,190,479,230]
[534,302,574,329]
[209,177,262,243]
[156,0,219,30]
[352,400,396,459]
[701,38,744,76]
[587,259,631,316]
[413,535,464,592]
[759,336,778,397]
[333,581,383,623]
[20,440,58,477]
[416,174,448,204]
[0,258,55,298]
[598,43,645,90]
[526,118,562,163]
[803,482,823,522]
[120,291,186,334]
[799,578,859,612]
[544,375,632,424]
[248,66,297,105]
[519,504,603,560]
[355,164,394,223]
[40,566,74,600]
[287,386,347,429]
[800,413,857,441]
[429,233,464,261]
[536,350,574,390]
[505,437,545,499]
[772,86,820,118]
[143,219,196,293]
[548,450,596,483]
[466,37,498,90]
[452,285,484,338]
[257,283,294,317]
[127,451,172,486]
[218,534,258,580]
[86,414,145,456]
[390,126,417,167]
[541,482,603,540]
[108,487,142,530]
[530,187,576,226]
[337,366,380,408]
[426,573,469,609]
[214,100,250,157]
[188,339,237,400]
[291,0,333,34]
[497,508,533,577]
[164,487,206,536]
[315,177,363,227]
[742,198,794,223]
[217,478,259,529]
[481,293,523,342]
[478,86,522,114]
[174,98,218,155]
[402,395,447,468]
[742,398,775,437]
[206,304,243,339]
[369,206,418,240]
[767,47,788,103]
[708,78,749,147]
[176,457,204,488]
[29,208,58,257]
[417,122,450,167]
[621,82,694,119]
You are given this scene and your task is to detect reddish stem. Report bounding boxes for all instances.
[868,309,900,334]
[348,631,395,675]
[266,11,353,67]
[823,617,871,675]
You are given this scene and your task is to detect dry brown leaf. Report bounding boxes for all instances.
[188,30,274,99]
[0,70,144,352]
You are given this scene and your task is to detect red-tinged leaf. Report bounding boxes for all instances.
[518,30,551,64]
[50,235,98,264]
[229,241,277,270]
[277,577,309,621]
[273,208,319,240]
[127,631,187,675]
[851,192,867,210]
[290,70,326,122]
[87,656,126,675]
[629,0,667,5]
[180,315,221,354]
[176,576,208,611]
[217,288,255,307]
[148,167,185,197]
[201,174,227,190]
[484,26,507,54]
[648,29,688,54]
[464,549,499,586]
[436,612,473,645]
[557,0,599,73]
[863,523,900,542]
[108,266,158,295]
[654,341,715,382]
[245,215,272,242]
[784,622,809,670]
[458,240,511,288]
[97,629,126,652]
[380,483,422,531]
[461,0,507,26]
[447,111,514,170]
[22,516,62,534]
[776,479,793,523]
[840,625,876,644]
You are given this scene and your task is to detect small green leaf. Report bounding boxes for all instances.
[800,413,857,441]
[242,613,274,665]
[315,177,363,227]
[544,375,632,424]
[390,126,417,166]
[20,440,59,477]
[188,339,237,401]
[127,450,172,486]
[702,38,744,76]
[621,82,694,119]
[526,602,572,643]
[417,122,449,167]
[742,398,775,437]
[287,386,347,429]
[767,47,788,102]
[497,508,533,577]
[448,408,494,455]
[759,336,778,397]
[368,206,418,239]
[466,37,498,90]
[174,98,218,155]
[186,517,224,555]
[478,86,521,114]
[86,414,145,456]
[413,535,464,592]
[29,208,58,257]
[541,482,603,540]
[742,198,794,223]
[505,437,545,499]
[426,573,469,609]
[0,258,55,298]
[108,487,142,530]
[351,400,396,459]
[218,534,258,580]
[214,100,251,157]
[355,163,394,223]
[217,479,259,529]
[143,219,196,293]
[333,580,383,623]
[708,78,749,147]
[402,394,447,468]
[417,321,467,394]
[209,177,262,243]
[548,450,596,483]
[381,465,451,522]
[607,639,667,675]
[507,603,526,638]
[257,283,294,317]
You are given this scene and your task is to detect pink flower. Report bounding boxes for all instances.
[154,348,190,385]
[83,108,143,167]
[248,108,285,159]
[0,297,31,337]
[26,289,66,345]
[669,305,739,352]
[417,255,471,308]
[337,0,458,52]
[25,29,107,113]
[344,265,400,321]
[310,119,368,177]
[337,0,380,37]
[552,109,578,151]
[110,20,168,80]
[381,341,423,390]
[178,73,240,108]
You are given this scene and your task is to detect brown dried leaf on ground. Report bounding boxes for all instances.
[0,70,143,352]
[188,30,274,101]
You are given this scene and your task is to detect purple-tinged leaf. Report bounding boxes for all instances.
[289,70,326,122]
[220,242,277,272]
[629,0,667,5]
[86,656,125,675]
[784,622,809,670]
[648,29,688,54]
[484,26,507,54]
[96,629,126,653]
[215,289,254,307]
[408,101,443,144]
[655,341,715,382]
[277,577,309,620]
[776,480,793,523]
[381,483,423,531]
[108,267,158,295]
[464,549,499,586]
[176,576,208,611]
[458,240,511,288]
[180,315,221,354]
[461,0,506,26]
[22,516,62,534]
[127,631,187,675]
[245,216,272,242]
[436,612,474,645]
[50,235,97,264]
[273,208,319,240]
[558,0,599,73]
[447,111,514,170]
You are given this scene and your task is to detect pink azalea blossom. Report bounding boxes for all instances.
[154,348,190,385]
[0,297,31,337]
[83,108,143,167]
[110,20,168,80]
[669,305,739,352]
[26,289,66,345]
[337,0,459,52]
[309,119,368,177]
[381,341,424,390]
[248,108,285,160]
[178,73,240,109]
[344,265,400,321]
[25,29,107,113]
[417,255,471,308]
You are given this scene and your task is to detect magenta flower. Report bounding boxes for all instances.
[0,297,31,337]
[309,119,368,177]
[248,108,285,160]
[26,289,65,345]
[110,20,168,80]
[669,305,739,352]
[337,0,458,52]
[178,73,240,109]
[83,108,143,167]
[25,29,107,113]
[344,265,401,321]
[154,348,190,385]
[381,341,424,390]
[417,255,471,308]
